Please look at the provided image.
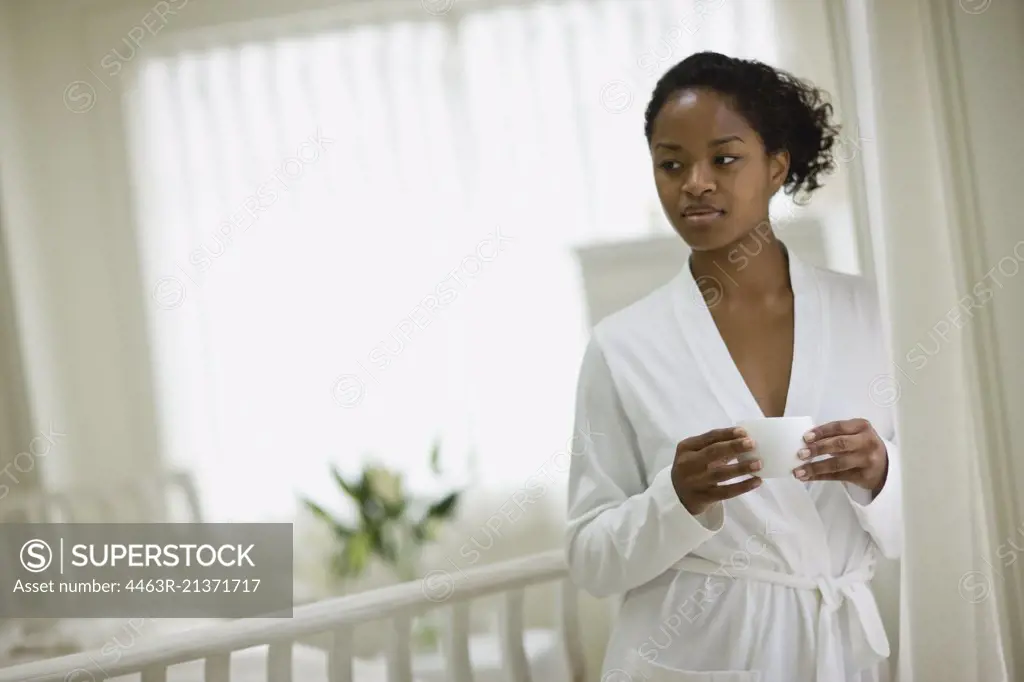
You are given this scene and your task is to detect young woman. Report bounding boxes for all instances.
[565,52,902,681]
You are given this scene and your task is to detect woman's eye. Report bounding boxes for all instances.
[715,155,739,165]
[659,160,681,171]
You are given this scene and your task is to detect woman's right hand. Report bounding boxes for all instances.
[671,427,762,516]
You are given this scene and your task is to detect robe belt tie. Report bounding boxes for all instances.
[671,555,890,681]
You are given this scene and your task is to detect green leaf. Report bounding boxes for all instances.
[302,498,334,523]
[364,497,387,524]
[413,518,442,542]
[331,465,366,504]
[358,468,371,497]
[367,523,398,564]
[303,499,352,534]
[330,522,356,539]
[329,549,349,577]
[382,499,407,520]
[429,439,442,475]
[426,491,460,520]
[366,521,386,557]
[341,532,371,577]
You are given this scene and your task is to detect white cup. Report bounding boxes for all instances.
[736,416,814,479]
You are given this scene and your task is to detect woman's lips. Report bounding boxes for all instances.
[680,209,725,226]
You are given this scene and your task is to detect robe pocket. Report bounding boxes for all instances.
[639,660,761,682]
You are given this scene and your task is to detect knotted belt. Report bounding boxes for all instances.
[671,555,890,681]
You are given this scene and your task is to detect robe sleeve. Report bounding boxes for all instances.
[843,435,902,560]
[842,281,904,560]
[564,338,723,599]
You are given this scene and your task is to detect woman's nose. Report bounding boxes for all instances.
[681,163,715,196]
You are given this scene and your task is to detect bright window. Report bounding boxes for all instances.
[126,0,781,522]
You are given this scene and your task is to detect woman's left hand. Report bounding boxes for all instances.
[793,418,889,496]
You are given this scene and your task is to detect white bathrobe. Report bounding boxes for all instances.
[565,252,902,682]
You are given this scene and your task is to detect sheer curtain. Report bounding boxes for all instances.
[835,0,1014,679]
[126,0,781,523]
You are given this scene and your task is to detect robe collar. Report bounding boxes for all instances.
[670,244,826,423]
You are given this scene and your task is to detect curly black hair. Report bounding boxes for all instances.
[644,51,841,203]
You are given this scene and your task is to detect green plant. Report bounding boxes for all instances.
[301,440,461,584]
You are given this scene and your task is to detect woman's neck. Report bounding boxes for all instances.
[688,224,792,304]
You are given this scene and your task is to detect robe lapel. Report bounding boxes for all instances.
[670,249,834,576]
[670,264,762,424]
[767,252,834,576]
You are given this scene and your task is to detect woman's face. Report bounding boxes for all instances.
[650,88,788,252]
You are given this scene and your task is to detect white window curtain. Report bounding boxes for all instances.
[832,0,1015,679]
[126,0,781,523]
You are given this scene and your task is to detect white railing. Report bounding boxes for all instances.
[0,549,585,682]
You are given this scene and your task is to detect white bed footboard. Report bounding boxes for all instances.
[0,549,585,682]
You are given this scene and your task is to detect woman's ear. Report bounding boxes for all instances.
[768,150,790,193]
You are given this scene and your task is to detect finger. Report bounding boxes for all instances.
[806,471,860,483]
[794,453,869,480]
[801,431,871,458]
[701,458,763,485]
[702,437,756,465]
[704,475,762,500]
[803,418,870,444]
[679,427,746,453]
[675,430,741,477]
